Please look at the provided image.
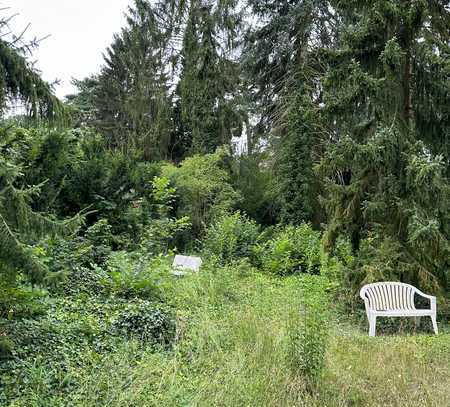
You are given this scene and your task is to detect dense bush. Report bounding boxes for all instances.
[255,224,322,276]
[231,153,279,225]
[101,251,171,300]
[203,211,260,264]
[138,176,191,255]
[0,284,48,320]
[9,126,164,235]
[38,219,116,295]
[111,300,175,346]
[162,148,241,237]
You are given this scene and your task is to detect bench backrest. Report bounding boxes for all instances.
[360,282,417,311]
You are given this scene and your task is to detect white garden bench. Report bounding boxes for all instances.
[360,282,438,336]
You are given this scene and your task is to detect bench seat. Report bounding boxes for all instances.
[372,309,433,317]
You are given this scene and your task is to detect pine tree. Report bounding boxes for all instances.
[315,0,450,291]
[69,0,172,160]
[0,13,64,120]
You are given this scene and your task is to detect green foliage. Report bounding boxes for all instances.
[287,276,330,387]
[231,153,279,225]
[275,78,325,226]
[243,0,335,139]
[138,176,191,255]
[162,148,240,237]
[176,0,245,155]
[203,211,260,265]
[111,300,175,346]
[255,224,322,276]
[101,252,170,300]
[68,0,173,160]
[0,127,82,285]
[0,17,64,120]
[318,128,449,293]
[0,337,13,360]
[1,2,449,405]
[0,284,48,320]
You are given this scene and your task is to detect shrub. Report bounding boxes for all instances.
[162,148,241,237]
[39,229,111,295]
[140,176,191,255]
[256,224,321,275]
[231,153,279,225]
[287,276,330,387]
[101,251,170,300]
[203,211,260,265]
[111,301,175,346]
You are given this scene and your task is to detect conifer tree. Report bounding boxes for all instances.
[251,1,449,290]
[315,0,450,291]
[172,0,245,155]
[244,0,335,139]
[70,0,172,160]
[246,0,336,224]
[0,13,64,120]
[0,128,81,285]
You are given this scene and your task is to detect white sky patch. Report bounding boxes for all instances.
[4,0,133,99]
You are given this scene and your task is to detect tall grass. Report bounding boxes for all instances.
[7,267,450,406]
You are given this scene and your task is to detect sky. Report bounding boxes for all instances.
[5,0,133,98]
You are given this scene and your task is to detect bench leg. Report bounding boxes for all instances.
[369,315,376,337]
[431,314,438,335]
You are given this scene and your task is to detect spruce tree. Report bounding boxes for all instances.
[244,0,336,139]
[316,0,450,291]
[246,1,337,224]
[252,0,449,291]
[69,0,172,160]
[173,0,245,155]
[0,13,64,120]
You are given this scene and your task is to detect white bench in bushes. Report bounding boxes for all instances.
[360,282,438,336]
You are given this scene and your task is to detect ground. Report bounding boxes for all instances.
[1,266,449,406]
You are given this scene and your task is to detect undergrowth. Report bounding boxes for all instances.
[1,262,448,406]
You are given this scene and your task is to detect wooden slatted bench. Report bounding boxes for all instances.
[360,282,438,336]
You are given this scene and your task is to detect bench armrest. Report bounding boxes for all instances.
[414,289,435,300]
[414,289,436,311]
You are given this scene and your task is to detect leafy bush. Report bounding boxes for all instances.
[111,300,175,346]
[231,153,279,225]
[38,221,114,295]
[162,148,241,237]
[255,224,321,275]
[139,176,191,255]
[101,251,170,300]
[203,211,260,264]
[287,276,330,387]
